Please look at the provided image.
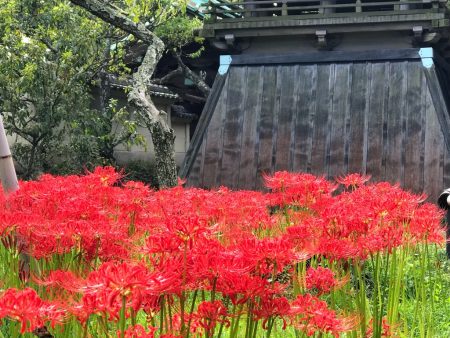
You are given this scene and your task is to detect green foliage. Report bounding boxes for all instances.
[399,247,450,337]
[0,0,107,178]
[0,0,150,178]
[121,0,188,29]
[0,0,204,179]
[156,15,203,51]
[119,159,157,187]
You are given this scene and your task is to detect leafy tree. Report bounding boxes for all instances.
[1,0,209,187]
[0,0,146,178]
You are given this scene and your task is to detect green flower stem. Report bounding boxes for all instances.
[354,260,367,337]
[119,295,127,338]
[186,289,198,338]
[160,296,165,334]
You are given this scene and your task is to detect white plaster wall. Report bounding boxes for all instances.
[114,121,190,167]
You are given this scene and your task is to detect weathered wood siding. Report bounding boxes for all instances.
[186,60,450,201]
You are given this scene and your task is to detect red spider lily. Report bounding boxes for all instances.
[253,296,291,330]
[336,173,371,189]
[41,261,181,321]
[217,272,272,305]
[78,261,178,302]
[34,269,84,297]
[189,239,254,286]
[194,300,230,335]
[141,294,162,316]
[85,166,124,187]
[316,237,359,261]
[366,317,397,337]
[0,167,445,337]
[407,203,445,244]
[264,171,336,208]
[66,293,110,323]
[236,236,309,276]
[290,294,357,337]
[285,219,322,254]
[0,171,142,261]
[0,288,65,333]
[164,214,213,245]
[119,324,157,338]
[306,267,338,294]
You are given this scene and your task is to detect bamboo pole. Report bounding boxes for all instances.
[0,115,19,193]
[0,116,28,282]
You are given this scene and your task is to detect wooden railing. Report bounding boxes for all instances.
[203,0,448,21]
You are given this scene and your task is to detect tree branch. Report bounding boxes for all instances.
[153,67,183,85]
[173,52,210,97]
[39,38,58,54]
[129,44,166,128]
[69,0,158,45]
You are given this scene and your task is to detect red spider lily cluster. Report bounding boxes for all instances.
[0,168,444,337]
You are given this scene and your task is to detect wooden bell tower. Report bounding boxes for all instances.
[180,0,450,200]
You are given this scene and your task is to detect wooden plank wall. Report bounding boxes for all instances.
[186,61,450,201]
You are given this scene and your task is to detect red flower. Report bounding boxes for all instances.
[0,288,65,333]
[290,294,357,337]
[336,173,371,189]
[264,171,336,208]
[194,300,229,335]
[366,317,396,337]
[120,324,157,338]
[306,267,338,294]
[253,296,291,330]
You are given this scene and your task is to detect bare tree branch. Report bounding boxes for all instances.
[153,67,183,85]
[173,52,210,97]
[69,0,157,44]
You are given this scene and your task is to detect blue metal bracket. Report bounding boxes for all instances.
[419,48,434,68]
[218,55,232,75]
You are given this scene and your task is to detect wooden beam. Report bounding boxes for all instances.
[424,64,450,153]
[179,73,228,179]
[200,10,448,37]
[229,48,424,65]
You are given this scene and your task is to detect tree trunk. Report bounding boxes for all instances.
[150,122,177,188]
[129,42,178,188]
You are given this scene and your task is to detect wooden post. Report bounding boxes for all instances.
[0,115,18,194]
[320,0,335,14]
[438,188,450,259]
[282,0,288,16]
[210,2,218,22]
[431,0,439,10]
[355,0,362,13]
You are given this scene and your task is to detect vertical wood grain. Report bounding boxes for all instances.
[293,65,318,173]
[366,63,387,182]
[238,66,264,189]
[219,67,248,188]
[311,64,333,175]
[348,63,369,174]
[201,75,230,188]
[403,63,424,194]
[329,63,352,179]
[385,61,407,185]
[256,66,278,189]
